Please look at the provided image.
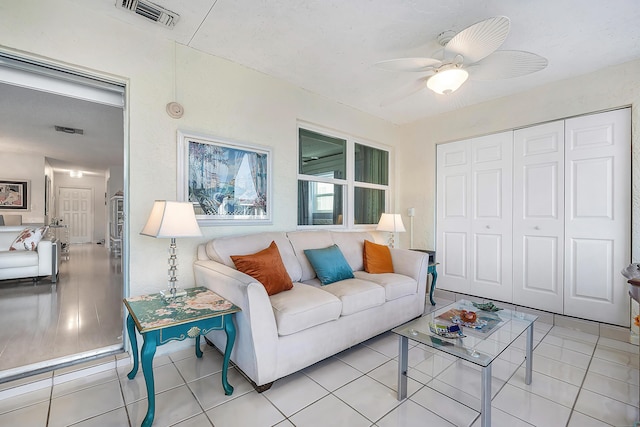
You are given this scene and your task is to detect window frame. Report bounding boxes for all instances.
[297,122,392,230]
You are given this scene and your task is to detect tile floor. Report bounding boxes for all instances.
[0,297,639,427]
[0,244,123,376]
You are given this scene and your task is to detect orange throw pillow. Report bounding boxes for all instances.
[231,241,293,296]
[363,240,394,274]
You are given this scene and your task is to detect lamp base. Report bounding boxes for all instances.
[160,287,187,300]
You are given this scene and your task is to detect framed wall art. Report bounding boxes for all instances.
[0,179,29,210]
[177,130,272,225]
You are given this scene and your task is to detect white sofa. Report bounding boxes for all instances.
[194,230,429,390]
[0,226,59,282]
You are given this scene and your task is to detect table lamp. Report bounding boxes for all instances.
[376,213,406,248]
[141,200,202,299]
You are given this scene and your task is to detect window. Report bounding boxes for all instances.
[298,126,390,227]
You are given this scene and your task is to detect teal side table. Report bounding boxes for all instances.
[410,249,438,306]
[124,287,240,427]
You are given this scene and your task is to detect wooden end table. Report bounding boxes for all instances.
[124,287,240,427]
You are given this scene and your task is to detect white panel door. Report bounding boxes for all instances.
[564,108,631,326]
[469,132,513,301]
[59,187,93,244]
[436,140,471,294]
[513,121,565,313]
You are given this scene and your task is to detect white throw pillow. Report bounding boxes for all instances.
[10,226,48,251]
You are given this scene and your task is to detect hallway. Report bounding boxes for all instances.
[0,244,123,379]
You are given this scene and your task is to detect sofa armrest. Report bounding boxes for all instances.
[390,248,429,305]
[193,259,278,385]
[36,238,54,276]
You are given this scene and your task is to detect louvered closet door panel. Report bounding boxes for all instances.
[469,132,513,302]
[564,108,631,326]
[512,121,565,313]
[436,140,471,294]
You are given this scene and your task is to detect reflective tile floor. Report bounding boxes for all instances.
[0,244,123,375]
[0,298,638,426]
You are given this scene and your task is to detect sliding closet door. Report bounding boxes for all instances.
[563,108,631,326]
[469,132,513,301]
[512,121,565,313]
[436,140,472,294]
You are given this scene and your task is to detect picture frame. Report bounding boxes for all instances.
[177,130,272,225]
[0,179,29,210]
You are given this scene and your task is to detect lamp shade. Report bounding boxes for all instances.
[426,66,469,95]
[376,213,406,233]
[140,200,202,238]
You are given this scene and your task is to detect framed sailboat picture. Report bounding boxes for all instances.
[177,130,272,225]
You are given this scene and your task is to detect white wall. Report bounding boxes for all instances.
[0,0,400,297]
[398,59,640,260]
[0,151,45,224]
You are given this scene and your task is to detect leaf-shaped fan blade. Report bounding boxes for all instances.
[374,58,441,72]
[446,16,510,64]
[380,76,431,106]
[467,50,548,80]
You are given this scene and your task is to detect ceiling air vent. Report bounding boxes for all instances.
[55,125,84,135]
[116,0,180,28]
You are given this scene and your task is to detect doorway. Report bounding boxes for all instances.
[0,52,127,379]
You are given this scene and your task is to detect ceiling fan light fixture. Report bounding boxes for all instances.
[426,66,469,95]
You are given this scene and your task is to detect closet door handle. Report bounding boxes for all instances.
[534,226,540,230]
[486,225,491,229]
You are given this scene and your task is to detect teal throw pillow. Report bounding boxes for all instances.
[304,244,354,285]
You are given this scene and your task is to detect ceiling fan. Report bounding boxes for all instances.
[375,16,548,101]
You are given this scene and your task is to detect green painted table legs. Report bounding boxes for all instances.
[428,264,438,306]
[222,314,236,395]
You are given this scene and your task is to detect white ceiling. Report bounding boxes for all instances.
[3,0,640,173]
[101,0,640,124]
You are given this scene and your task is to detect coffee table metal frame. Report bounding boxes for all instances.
[393,299,537,427]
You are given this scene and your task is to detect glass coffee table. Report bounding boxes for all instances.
[393,299,537,427]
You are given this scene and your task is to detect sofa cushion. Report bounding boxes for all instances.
[363,240,394,274]
[10,226,48,251]
[0,249,39,268]
[231,241,293,296]
[287,230,335,281]
[353,271,418,301]
[319,278,386,316]
[206,232,303,282]
[330,231,371,271]
[270,283,342,335]
[304,244,354,285]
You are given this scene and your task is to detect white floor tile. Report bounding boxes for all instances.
[0,400,49,427]
[127,385,203,427]
[406,344,438,368]
[170,413,214,427]
[49,380,124,427]
[411,353,455,378]
[436,360,506,399]
[567,410,615,427]
[118,361,186,404]
[335,344,390,373]
[508,366,580,408]
[172,351,225,383]
[588,356,639,386]
[367,359,429,395]
[427,378,481,413]
[334,375,401,423]
[493,383,571,427]
[363,332,401,358]
[597,336,638,354]
[411,385,479,427]
[574,389,640,427]
[0,386,51,415]
[187,367,253,410]
[378,399,455,427]
[469,407,536,427]
[593,346,639,369]
[541,333,596,355]
[534,342,592,369]
[581,371,639,407]
[69,407,130,427]
[530,353,587,386]
[289,394,370,427]
[206,391,285,427]
[548,326,599,344]
[263,371,328,417]
[303,356,362,391]
[52,368,118,398]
